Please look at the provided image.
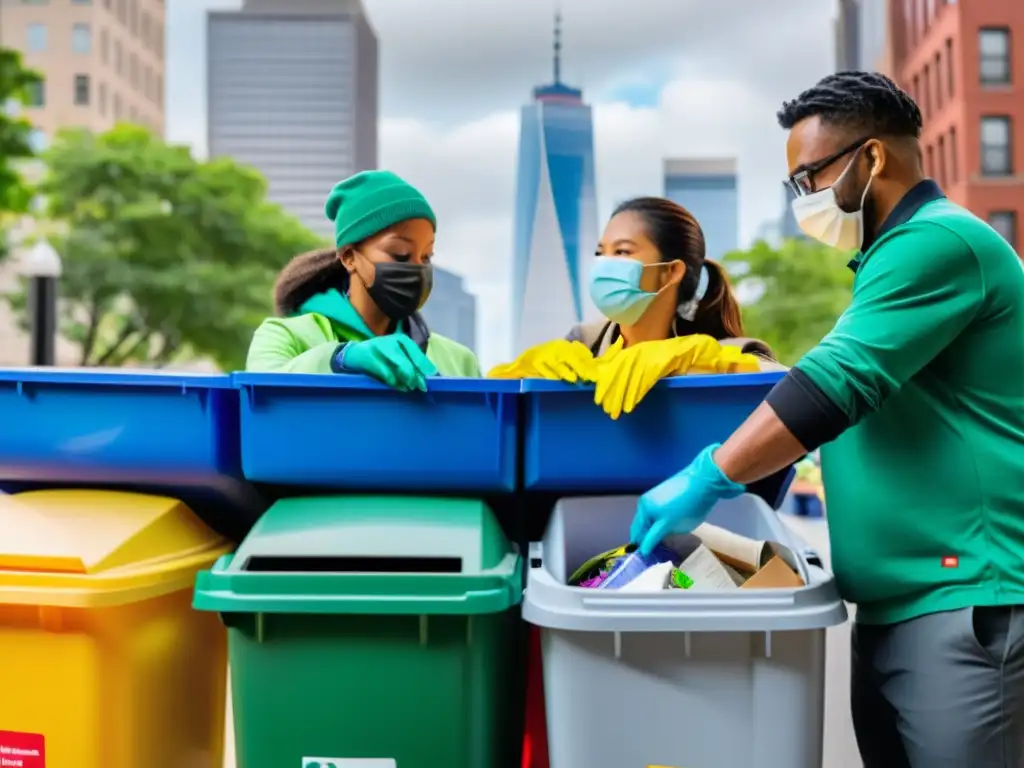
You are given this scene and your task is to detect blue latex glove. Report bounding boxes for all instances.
[338,335,437,392]
[630,444,746,556]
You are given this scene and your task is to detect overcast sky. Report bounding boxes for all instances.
[167,0,837,368]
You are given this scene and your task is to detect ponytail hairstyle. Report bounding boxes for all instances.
[610,197,745,340]
[273,247,349,316]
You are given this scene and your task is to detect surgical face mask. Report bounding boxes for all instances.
[791,151,875,251]
[588,256,708,326]
[355,253,433,320]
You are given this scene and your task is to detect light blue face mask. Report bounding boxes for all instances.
[588,256,709,326]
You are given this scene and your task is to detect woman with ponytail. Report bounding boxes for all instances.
[246,171,480,390]
[490,196,779,419]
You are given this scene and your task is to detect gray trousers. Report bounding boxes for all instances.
[852,606,1024,767]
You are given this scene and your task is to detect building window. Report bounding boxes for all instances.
[141,12,150,49]
[113,92,122,119]
[950,126,958,182]
[988,211,1017,249]
[926,144,934,177]
[100,28,109,63]
[129,0,138,34]
[71,0,92,4]
[923,63,932,117]
[72,23,92,54]
[114,40,122,74]
[937,135,947,186]
[26,23,47,52]
[20,0,48,4]
[98,82,107,115]
[980,116,1012,176]
[934,52,943,109]
[74,74,90,106]
[25,79,45,107]
[116,0,125,23]
[912,74,921,108]
[154,23,163,57]
[945,38,954,97]
[979,28,1011,85]
[129,53,138,88]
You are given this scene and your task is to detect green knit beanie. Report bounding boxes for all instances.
[324,170,436,248]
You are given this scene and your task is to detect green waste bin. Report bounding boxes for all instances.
[193,495,523,768]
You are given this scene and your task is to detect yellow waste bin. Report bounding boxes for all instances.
[0,489,233,768]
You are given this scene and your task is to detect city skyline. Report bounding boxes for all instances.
[168,0,835,368]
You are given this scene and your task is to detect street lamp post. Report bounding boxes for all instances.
[20,241,62,367]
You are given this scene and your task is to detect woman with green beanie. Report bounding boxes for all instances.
[246,170,480,390]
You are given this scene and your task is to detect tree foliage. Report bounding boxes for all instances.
[13,124,324,369]
[0,47,43,260]
[724,237,855,365]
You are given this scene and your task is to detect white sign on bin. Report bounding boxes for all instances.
[302,760,396,768]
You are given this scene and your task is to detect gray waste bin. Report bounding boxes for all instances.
[523,494,847,768]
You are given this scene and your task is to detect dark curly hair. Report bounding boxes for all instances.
[273,248,348,316]
[777,71,923,138]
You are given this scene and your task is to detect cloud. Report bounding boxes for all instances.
[166,0,838,367]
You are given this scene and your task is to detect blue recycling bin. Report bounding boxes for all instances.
[233,373,520,492]
[521,371,786,493]
[0,368,262,538]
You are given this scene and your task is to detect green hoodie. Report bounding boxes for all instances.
[245,289,480,377]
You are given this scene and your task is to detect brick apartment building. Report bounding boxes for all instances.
[888,0,1023,251]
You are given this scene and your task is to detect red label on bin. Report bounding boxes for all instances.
[0,731,45,767]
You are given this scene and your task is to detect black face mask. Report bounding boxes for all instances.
[361,259,433,321]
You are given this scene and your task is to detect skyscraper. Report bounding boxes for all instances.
[663,158,739,262]
[836,0,862,70]
[780,182,804,241]
[511,12,599,352]
[207,0,378,240]
[420,267,477,353]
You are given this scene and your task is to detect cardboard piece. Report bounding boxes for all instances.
[740,545,805,589]
[693,522,772,572]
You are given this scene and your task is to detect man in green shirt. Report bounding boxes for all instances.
[630,72,1024,765]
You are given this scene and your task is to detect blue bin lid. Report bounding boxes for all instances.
[520,371,785,393]
[0,368,234,389]
[233,372,521,393]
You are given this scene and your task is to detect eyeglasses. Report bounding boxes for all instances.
[786,136,872,197]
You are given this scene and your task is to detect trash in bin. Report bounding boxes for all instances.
[194,495,524,768]
[524,494,847,768]
[570,522,805,592]
[0,489,232,768]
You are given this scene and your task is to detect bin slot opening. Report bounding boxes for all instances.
[243,555,463,573]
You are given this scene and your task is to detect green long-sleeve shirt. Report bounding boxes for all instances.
[797,188,1024,625]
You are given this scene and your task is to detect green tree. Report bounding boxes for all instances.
[0,47,43,260]
[723,237,855,365]
[11,124,323,369]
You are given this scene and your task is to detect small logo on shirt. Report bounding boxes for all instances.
[941,556,959,568]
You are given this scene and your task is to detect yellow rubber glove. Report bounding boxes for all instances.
[593,335,761,419]
[486,339,598,383]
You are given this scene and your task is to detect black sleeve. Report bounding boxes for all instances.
[765,367,851,452]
